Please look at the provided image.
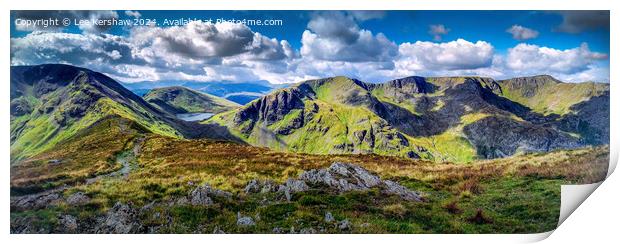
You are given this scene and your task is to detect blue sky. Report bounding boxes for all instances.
[10,10,610,83]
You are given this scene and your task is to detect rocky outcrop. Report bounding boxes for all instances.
[324,212,335,223]
[10,189,63,211]
[189,183,232,206]
[337,219,352,231]
[58,215,78,233]
[66,192,91,206]
[383,180,424,201]
[245,162,422,202]
[10,97,33,116]
[244,179,279,194]
[236,212,256,226]
[299,162,383,192]
[278,179,309,201]
[96,202,142,234]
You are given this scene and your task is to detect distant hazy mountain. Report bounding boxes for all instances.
[121,80,284,105]
[206,75,609,162]
[144,86,239,114]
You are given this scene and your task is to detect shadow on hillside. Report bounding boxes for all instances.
[178,120,247,144]
[553,92,610,145]
[372,78,588,139]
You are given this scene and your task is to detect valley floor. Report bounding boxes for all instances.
[9,121,609,233]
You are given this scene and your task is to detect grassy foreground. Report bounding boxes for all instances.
[10,117,608,233]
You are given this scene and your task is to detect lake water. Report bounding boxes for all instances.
[176,113,214,122]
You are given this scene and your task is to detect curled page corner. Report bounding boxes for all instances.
[556,141,617,230]
[520,230,555,243]
[606,142,618,177]
[558,182,603,227]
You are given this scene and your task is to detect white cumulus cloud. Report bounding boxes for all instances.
[11,31,136,66]
[506,25,539,40]
[428,24,450,41]
[300,11,398,63]
[396,39,494,72]
[124,10,141,19]
[506,42,607,74]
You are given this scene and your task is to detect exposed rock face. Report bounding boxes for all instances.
[66,192,91,206]
[297,162,422,202]
[278,179,309,201]
[213,226,226,234]
[463,116,583,158]
[244,179,279,194]
[10,190,63,211]
[338,219,352,231]
[299,227,317,234]
[554,93,610,145]
[233,88,307,133]
[11,216,42,234]
[246,162,422,202]
[383,180,423,202]
[189,183,232,206]
[236,212,256,226]
[97,202,141,234]
[324,212,335,223]
[299,162,382,192]
[10,98,33,116]
[59,215,78,233]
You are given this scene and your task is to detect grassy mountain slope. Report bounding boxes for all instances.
[207,75,606,162]
[208,77,421,159]
[143,86,239,114]
[10,64,182,161]
[10,115,147,192]
[497,75,609,115]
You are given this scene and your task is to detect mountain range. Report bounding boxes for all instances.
[10,64,609,163]
[206,75,608,162]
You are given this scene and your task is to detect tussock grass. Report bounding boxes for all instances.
[10,125,609,233]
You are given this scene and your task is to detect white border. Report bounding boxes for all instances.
[2,0,617,243]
